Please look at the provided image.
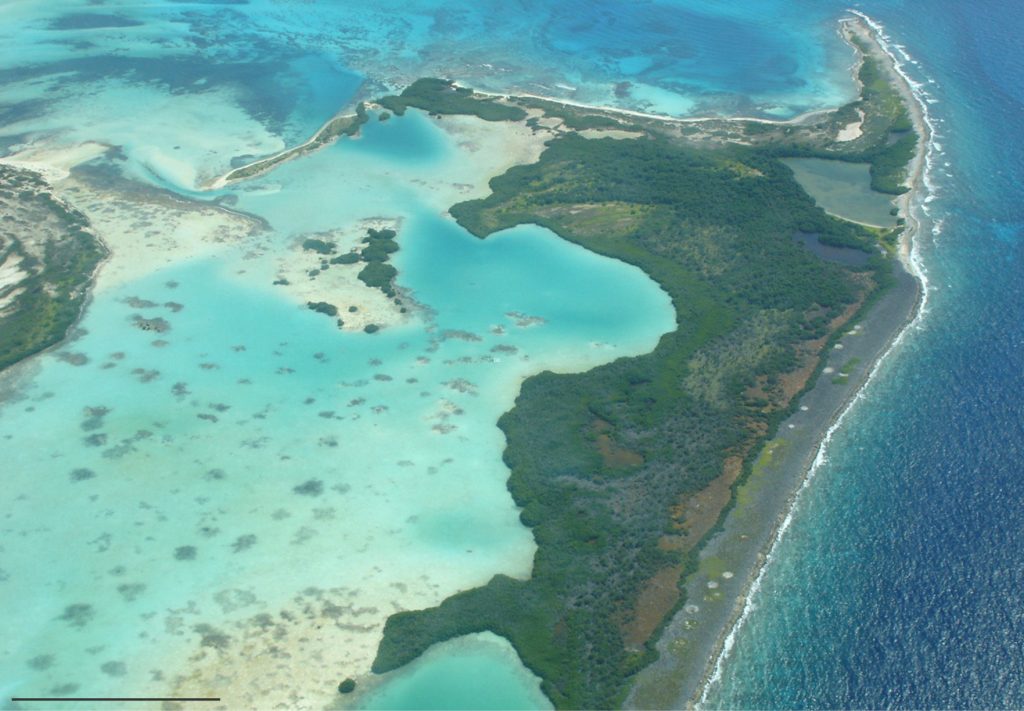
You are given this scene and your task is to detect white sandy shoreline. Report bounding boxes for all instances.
[690,12,936,708]
[465,85,837,128]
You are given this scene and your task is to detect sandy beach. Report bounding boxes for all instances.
[0,12,931,708]
[463,85,838,128]
[626,13,934,709]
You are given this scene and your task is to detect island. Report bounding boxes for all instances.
[0,13,927,710]
[363,15,925,709]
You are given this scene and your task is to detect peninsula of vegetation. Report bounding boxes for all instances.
[0,165,107,372]
[0,13,925,710]
[365,16,924,709]
[212,103,369,187]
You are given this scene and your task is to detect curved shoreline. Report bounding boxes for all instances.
[464,85,838,127]
[688,12,937,708]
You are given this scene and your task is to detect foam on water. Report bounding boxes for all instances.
[698,12,942,705]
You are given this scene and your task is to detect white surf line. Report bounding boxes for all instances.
[695,11,940,707]
[462,84,836,127]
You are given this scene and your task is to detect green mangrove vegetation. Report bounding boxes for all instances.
[306,301,338,317]
[378,78,527,122]
[369,24,918,708]
[302,237,336,255]
[373,137,900,709]
[0,166,107,371]
[356,227,400,297]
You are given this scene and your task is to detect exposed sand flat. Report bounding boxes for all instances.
[0,285,25,315]
[0,141,109,183]
[579,127,645,140]
[60,180,411,329]
[0,99,557,341]
[56,176,263,294]
[161,576,476,711]
[430,112,552,202]
[836,108,865,141]
[0,253,27,293]
[0,250,28,314]
[265,219,410,332]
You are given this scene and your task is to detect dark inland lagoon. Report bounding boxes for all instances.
[704,1,1024,708]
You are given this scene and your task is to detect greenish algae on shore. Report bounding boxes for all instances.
[367,16,920,709]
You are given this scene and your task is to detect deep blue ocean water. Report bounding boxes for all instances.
[705,1,1024,708]
[1,0,1021,708]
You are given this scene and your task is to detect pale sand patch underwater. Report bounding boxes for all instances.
[0,102,672,710]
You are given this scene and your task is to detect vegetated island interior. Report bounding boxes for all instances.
[0,16,920,711]
[0,165,107,372]
[367,20,918,710]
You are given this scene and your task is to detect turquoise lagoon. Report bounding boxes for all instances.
[0,1,922,708]
[0,105,674,706]
[358,633,550,710]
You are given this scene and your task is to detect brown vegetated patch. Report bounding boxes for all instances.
[747,278,872,412]
[668,455,744,549]
[624,275,871,650]
[624,564,684,649]
[622,455,744,648]
[591,418,644,469]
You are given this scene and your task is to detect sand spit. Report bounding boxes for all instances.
[464,84,837,129]
[206,110,361,190]
[0,141,109,183]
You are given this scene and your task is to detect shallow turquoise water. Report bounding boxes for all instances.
[358,633,551,711]
[0,97,674,704]
[3,1,1018,709]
